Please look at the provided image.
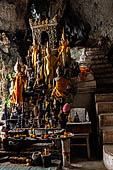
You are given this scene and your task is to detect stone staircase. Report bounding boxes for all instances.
[95,93,113,170]
[87,48,113,169]
[85,48,113,93]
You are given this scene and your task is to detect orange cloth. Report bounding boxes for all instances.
[52,77,70,98]
[11,73,26,104]
[80,66,93,81]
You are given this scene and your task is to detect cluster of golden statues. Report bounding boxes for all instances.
[10,29,72,105]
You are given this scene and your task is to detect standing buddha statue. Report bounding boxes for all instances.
[10,60,27,104]
[44,42,58,86]
[32,35,39,69]
[58,29,71,66]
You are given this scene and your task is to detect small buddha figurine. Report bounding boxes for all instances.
[29,18,33,27]
[33,73,42,88]
[45,18,49,24]
[74,112,80,122]
[26,47,33,68]
[27,72,35,91]
[32,35,39,69]
[58,28,71,66]
[42,20,45,25]
[38,14,41,25]
[52,15,57,23]
[68,112,71,123]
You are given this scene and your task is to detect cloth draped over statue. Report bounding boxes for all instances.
[44,55,59,84]
[58,40,70,66]
[10,73,26,104]
[52,77,71,98]
[79,66,93,81]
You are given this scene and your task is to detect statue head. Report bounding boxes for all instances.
[14,59,21,73]
[2,32,6,38]
[33,35,37,46]
[17,60,21,72]
[56,66,62,77]
[61,28,65,42]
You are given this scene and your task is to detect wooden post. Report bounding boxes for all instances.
[61,138,70,167]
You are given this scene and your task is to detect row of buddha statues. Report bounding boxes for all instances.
[26,29,80,94]
[7,29,80,129]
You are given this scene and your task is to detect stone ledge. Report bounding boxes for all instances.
[96,102,113,114]
[103,128,113,144]
[95,93,113,102]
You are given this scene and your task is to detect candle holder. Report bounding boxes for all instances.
[41,152,51,168]
[32,151,42,166]
[26,158,31,166]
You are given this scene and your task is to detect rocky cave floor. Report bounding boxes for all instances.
[0,146,107,170]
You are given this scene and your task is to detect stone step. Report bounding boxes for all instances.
[96,102,113,114]
[99,113,113,129]
[86,50,105,56]
[95,93,113,102]
[103,128,113,144]
[91,59,108,65]
[96,78,113,86]
[96,87,113,94]
[85,47,102,51]
[92,63,113,69]
[93,67,113,75]
[77,87,96,93]
[77,80,96,88]
[95,81,113,89]
[90,55,108,60]
[101,126,113,131]
[79,47,102,52]
[0,150,10,158]
[103,145,113,170]
[0,156,8,163]
[95,73,113,79]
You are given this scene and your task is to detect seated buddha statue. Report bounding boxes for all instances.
[52,66,71,98]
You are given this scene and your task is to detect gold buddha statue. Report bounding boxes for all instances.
[32,35,39,69]
[44,42,59,85]
[58,28,71,66]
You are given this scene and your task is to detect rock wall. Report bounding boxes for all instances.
[0,32,21,112]
[70,0,113,40]
[0,0,113,40]
[0,0,28,32]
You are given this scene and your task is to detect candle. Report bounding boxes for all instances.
[33,128,35,134]
[44,148,47,156]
